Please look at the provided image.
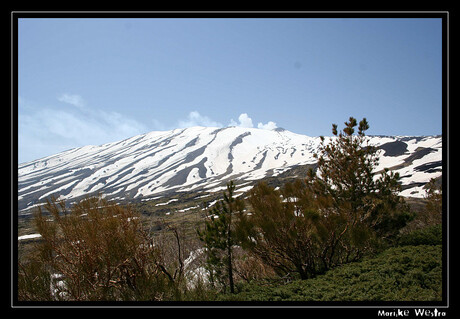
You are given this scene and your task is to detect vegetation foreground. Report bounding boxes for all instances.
[17,117,443,303]
[219,243,442,302]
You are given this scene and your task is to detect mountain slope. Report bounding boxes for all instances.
[18,126,442,213]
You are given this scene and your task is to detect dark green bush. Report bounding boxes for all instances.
[220,245,442,302]
[397,224,442,246]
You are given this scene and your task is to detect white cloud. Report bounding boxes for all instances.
[228,119,238,127]
[229,113,254,128]
[238,113,254,128]
[18,95,148,163]
[257,121,277,130]
[177,111,223,128]
[57,93,86,109]
[229,113,277,131]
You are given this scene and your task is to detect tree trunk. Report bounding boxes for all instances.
[227,231,235,293]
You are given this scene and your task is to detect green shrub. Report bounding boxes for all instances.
[220,245,442,302]
[397,224,442,246]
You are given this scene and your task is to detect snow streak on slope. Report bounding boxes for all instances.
[18,127,442,212]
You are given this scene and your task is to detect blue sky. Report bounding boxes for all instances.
[18,17,443,163]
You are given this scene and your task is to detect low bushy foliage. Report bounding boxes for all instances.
[397,224,442,247]
[220,245,442,302]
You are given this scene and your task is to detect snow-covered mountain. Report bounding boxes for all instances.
[18,126,442,213]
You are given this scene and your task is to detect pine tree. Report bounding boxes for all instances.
[307,117,413,241]
[423,178,442,225]
[236,117,413,280]
[197,181,244,293]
